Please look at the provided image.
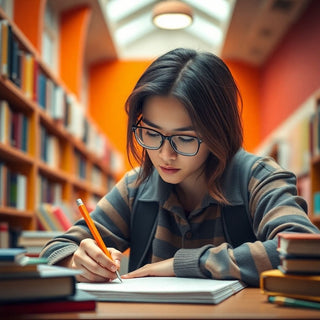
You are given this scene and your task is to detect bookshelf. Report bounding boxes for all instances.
[309,94,320,228]
[0,0,119,233]
[256,90,320,229]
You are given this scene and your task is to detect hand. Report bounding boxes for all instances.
[67,238,122,282]
[122,258,175,279]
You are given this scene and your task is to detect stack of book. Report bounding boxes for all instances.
[17,230,63,256]
[0,248,96,315]
[260,233,320,309]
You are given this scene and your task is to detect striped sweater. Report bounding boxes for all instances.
[40,149,319,286]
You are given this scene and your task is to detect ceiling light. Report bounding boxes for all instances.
[152,1,193,30]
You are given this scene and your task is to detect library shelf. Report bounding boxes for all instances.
[0,1,118,234]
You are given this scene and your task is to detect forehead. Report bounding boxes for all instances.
[142,96,192,129]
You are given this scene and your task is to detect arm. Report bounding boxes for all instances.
[40,172,133,281]
[175,157,319,286]
[124,158,319,286]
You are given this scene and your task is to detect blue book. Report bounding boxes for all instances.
[0,248,27,263]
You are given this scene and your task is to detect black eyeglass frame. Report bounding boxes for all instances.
[132,123,202,157]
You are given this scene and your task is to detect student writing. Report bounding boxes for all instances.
[40,48,320,286]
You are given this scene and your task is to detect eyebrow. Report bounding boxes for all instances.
[142,118,194,132]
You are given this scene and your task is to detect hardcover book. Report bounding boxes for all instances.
[0,289,96,315]
[0,264,80,302]
[277,232,320,257]
[260,269,320,302]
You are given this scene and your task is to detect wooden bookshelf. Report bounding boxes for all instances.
[255,90,320,230]
[309,95,320,228]
[0,0,119,232]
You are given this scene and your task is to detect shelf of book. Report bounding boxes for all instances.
[0,1,118,238]
[255,89,320,230]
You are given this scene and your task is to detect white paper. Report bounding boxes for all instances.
[77,277,246,304]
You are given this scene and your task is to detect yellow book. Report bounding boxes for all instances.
[260,269,320,302]
[24,53,34,99]
[0,20,9,77]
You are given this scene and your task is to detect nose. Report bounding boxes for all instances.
[159,139,177,161]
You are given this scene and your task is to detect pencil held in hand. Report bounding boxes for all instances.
[76,198,122,282]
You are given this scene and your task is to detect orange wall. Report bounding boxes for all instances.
[89,60,151,172]
[89,58,260,174]
[260,0,320,140]
[14,0,46,52]
[226,60,261,151]
[60,6,91,99]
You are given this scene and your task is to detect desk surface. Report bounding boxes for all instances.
[25,288,320,320]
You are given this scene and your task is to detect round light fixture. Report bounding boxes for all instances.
[152,1,193,30]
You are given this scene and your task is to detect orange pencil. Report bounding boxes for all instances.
[76,198,122,282]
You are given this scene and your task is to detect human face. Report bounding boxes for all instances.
[142,95,210,186]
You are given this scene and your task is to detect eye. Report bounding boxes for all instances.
[177,136,197,143]
[145,129,161,138]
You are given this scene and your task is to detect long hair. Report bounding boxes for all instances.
[126,48,243,204]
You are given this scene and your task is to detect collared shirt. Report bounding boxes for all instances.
[40,149,320,286]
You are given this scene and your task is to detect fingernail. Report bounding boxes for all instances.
[111,265,117,272]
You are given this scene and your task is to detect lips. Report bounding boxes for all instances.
[160,166,180,174]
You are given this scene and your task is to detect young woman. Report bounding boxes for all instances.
[40,48,319,287]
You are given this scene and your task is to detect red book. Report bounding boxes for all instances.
[51,205,73,231]
[277,233,320,257]
[0,290,96,315]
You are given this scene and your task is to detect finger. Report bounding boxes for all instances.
[108,248,123,269]
[122,264,152,279]
[108,248,123,261]
[76,270,109,283]
[81,239,118,273]
[73,241,117,281]
[77,262,113,283]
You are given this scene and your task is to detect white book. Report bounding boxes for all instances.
[77,277,246,304]
[51,86,65,120]
[16,173,27,210]
[0,100,11,144]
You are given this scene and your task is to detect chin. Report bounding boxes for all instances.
[158,172,182,185]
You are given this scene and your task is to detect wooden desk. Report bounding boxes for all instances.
[23,288,320,320]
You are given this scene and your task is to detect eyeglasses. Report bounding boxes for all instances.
[132,123,202,156]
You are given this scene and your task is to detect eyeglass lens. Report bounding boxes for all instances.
[135,127,200,155]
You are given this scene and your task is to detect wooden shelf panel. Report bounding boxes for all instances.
[0,143,34,168]
[0,206,34,218]
[0,78,36,115]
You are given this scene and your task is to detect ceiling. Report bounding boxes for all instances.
[102,0,311,65]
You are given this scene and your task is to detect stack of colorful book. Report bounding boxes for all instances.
[0,248,96,315]
[260,233,320,309]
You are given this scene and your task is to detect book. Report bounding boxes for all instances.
[0,264,80,302]
[260,269,320,302]
[277,232,320,257]
[0,20,9,77]
[279,255,320,274]
[17,230,62,248]
[0,289,96,314]
[0,222,9,248]
[268,296,320,310]
[77,277,246,304]
[0,248,27,264]
[51,205,73,231]
[0,100,11,145]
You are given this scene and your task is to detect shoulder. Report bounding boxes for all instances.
[222,149,295,204]
[227,148,291,177]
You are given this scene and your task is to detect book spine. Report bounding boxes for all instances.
[51,206,72,231]
[0,222,9,248]
[0,20,9,77]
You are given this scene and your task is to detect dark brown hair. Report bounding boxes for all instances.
[126,48,243,204]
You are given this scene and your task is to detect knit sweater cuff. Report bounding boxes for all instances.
[173,245,212,278]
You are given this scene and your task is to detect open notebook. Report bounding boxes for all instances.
[77,277,246,304]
